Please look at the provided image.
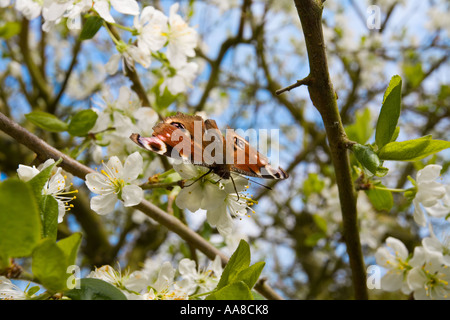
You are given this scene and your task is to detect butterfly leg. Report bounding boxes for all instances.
[184,168,213,188]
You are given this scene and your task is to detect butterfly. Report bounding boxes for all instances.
[130,112,288,182]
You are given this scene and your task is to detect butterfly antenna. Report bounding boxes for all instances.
[230,175,240,201]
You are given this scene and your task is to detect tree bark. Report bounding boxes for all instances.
[292,0,368,299]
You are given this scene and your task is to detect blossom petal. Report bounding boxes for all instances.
[413,199,427,227]
[380,272,403,292]
[153,261,175,292]
[122,152,143,181]
[91,193,118,215]
[201,182,226,211]
[424,202,450,218]
[416,164,442,183]
[17,165,40,182]
[178,258,196,276]
[121,184,143,207]
[111,0,139,15]
[94,0,115,23]
[105,53,121,75]
[374,247,391,267]
[175,182,203,212]
[85,172,113,195]
[173,162,203,179]
[386,237,409,260]
[207,202,233,237]
[57,200,66,223]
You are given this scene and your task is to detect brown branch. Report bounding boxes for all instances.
[276,76,313,95]
[0,111,283,300]
[293,0,368,299]
[48,37,83,114]
[194,0,252,112]
[18,18,52,104]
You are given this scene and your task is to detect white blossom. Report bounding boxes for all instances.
[106,44,152,75]
[422,232,450,266]
[407,246,450,300]
[375,237,412,294]
[15,0,42,20]
[134,6,168,52]
[160,61,198,95]
[143,261,189,300]
[17,159,77,223]
[0,277,26,300]
[178,256,222,295]
[85,152,144,215]
[165,3,198,69]
[412,165,449,226]
[173,162,251,237]
[93,0,139,24]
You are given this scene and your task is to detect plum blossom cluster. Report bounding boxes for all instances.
[85,151,144,215]
[173,162,256,237]
[88,85,159,162]
[410,164,450,227]
[375,233,450,300]
[373,164,450,299]
[16,159,77,223]
[1,1,198,95]
[85,146,256,237]
[0,0,140,29]
[86,256,222,300]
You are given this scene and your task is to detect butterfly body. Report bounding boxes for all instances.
[130,112,288,180]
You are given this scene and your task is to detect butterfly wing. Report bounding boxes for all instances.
[131,112,288,180]
[226,130,288,180]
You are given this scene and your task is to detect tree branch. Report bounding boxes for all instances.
[0,111,283,300]
[276,76,313,95]
[293,0,368,299]
[48,37,83,114]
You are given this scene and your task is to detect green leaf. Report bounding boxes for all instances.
[303,173,325,197]
[312,214,327,233]
[235,262,265,290]
[206,281,253,300]
[217,240,251,290]
[25,111,68,132]
[352,144,388,177]
[27,160,59,202]
[80,16,104,40]
[26,286,41,297]
[56,233,82,266]
[152,84,177,111]
[378,136,450,161]
[0,179,41,258]
[68,109,98,136]
[40,195,59,240]
[375,75,402,149]
[65,278,127,300]
[0,21,21,39]
[403,62,424,89]
[32,239,68,292]
[27,159,61,240]
[345,108,373,144]
[304,232,325,247]
[365,187,394,211]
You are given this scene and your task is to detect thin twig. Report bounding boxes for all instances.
[140,180,185,190]
[275,76,312,95]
